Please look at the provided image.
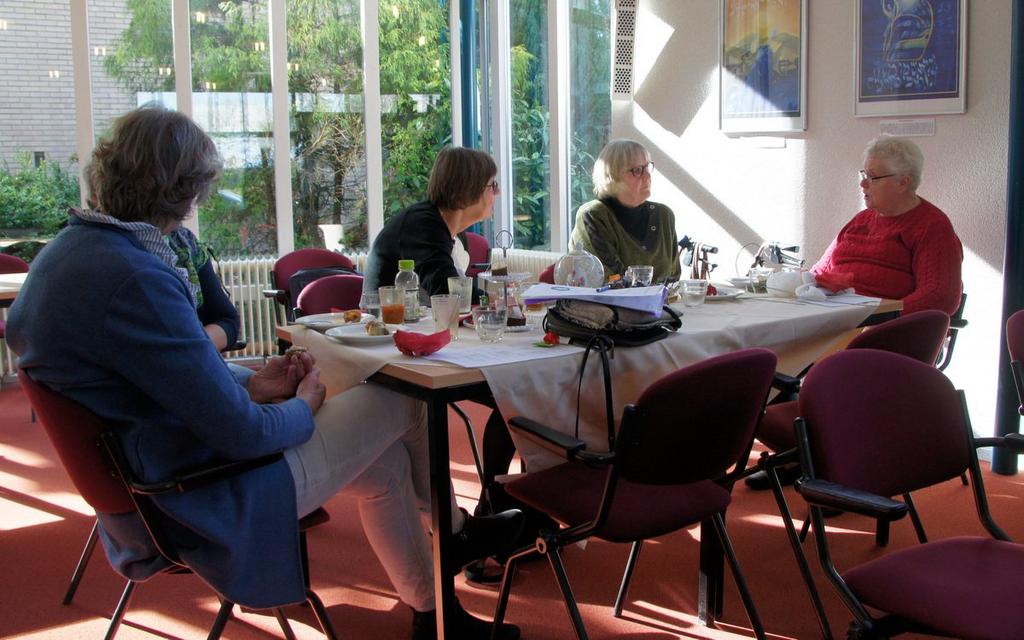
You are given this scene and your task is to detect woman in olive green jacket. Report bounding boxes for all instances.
[570,139,681,283]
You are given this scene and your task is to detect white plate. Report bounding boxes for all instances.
[325,323,399,345]
[727,277,751,289]
[706,285,743,301]
[295,312,372,331]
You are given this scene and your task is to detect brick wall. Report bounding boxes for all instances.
[0,0,135,171]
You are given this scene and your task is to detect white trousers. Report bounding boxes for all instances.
[283,383,462,612]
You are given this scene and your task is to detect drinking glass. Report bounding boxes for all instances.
[747,267,772,294]
[681,279,709,307]
[358,291,381,319]
[378,286,405,324]
[625,264,654,287]
[472,307,507,343]
[430,294,462,341]
[447,275,473,314]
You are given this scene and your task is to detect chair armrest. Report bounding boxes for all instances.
[470,262,491,271]
[770,371,802,397]
[262,288,287,305]
[796,478,909,521]
[509,416,586,462]
[125,451,284,495]
[975,433,1024,454]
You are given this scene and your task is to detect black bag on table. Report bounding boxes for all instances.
[542,299,682,347]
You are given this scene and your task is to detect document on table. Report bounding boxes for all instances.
[422,343,582,367]
[522,283,666,314]
[799,293,881,307]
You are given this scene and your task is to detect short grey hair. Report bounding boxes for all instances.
[863,135,924,191]
[592,139,649,199]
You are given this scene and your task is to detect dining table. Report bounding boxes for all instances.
[0,271,27,303]
[276,291,902,638]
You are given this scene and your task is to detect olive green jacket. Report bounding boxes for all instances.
[569,198,681,282]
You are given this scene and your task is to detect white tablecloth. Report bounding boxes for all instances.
[291,295,879,471]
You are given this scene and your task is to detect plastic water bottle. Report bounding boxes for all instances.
[394,259,420,322]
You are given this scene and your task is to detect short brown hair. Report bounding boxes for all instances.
[426,147,497,210]
[86,106,222,229]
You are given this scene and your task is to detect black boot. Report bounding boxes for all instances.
[410,598,521,640]
[744,463,802,490]
[447,507,525,577]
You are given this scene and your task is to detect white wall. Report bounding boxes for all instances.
[616,2,1012,436]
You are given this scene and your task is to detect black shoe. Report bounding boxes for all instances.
[447,508,525,577]
[411,598,521,640]
[745,463,802,490]
[463,557,505,587]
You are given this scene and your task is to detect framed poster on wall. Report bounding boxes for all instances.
[855,0,967,117]
[719,0,807,133]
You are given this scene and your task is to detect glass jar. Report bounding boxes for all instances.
[554,248,604,288]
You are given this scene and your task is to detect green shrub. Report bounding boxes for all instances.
[0,154,80,237]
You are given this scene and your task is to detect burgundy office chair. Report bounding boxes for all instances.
[263,248,356,324]
[793,349,1024,640]
[756,310,951,456]
[1006,309,1024,414]
[20,370,338,639]
[492,348,777,640]
[464,231,491,278]
[294,273,365,317]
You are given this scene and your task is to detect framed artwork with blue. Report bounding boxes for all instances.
[719,0,808,133]
[855,0,968,117]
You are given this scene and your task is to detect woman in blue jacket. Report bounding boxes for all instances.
[6,106,520,640]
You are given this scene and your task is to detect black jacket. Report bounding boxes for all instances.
[364,201,473,300]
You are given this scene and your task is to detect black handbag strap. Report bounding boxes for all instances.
[575,335,616,451]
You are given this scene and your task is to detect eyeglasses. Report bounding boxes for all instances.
[485,180,500,194]
[627,161,654,178]
[859,170,897,184]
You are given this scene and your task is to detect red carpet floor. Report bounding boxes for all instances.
[2,385,1023,639]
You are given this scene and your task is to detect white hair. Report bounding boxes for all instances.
[863,135,924,190]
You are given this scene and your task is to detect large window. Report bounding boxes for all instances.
[7,0,613,259]
[188,1,279,257]
[0,1,80,257]
[569,0,611,227]
[509,0,551,251]
[287,0,366,251]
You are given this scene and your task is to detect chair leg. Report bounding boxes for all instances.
[64,520,99,604]
[492,554,523,633]
[546,547,589,640]
[874,519,890,547]
[273,608,298,640]
[960,472,969,486]
[904,493,928,543]
[104,580,137,640]
[613,540,644,618]
[450,402,485,484]
[711,513,766,640]
[304,589,340,640]
[799,512,812,542]
[206,599,234,640]
[767,465,833,640]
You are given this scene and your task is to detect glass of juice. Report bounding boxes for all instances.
[378,286,405,324]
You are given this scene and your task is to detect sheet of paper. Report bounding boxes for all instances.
[421,342,582,367]
[522,283,666,314]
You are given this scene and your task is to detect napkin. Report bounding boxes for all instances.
[393,329,451,357]
[795,271,855,301]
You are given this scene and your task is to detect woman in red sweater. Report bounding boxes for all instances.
[812,135,963,315]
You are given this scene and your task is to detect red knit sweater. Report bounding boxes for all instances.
[811,198,963,315]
